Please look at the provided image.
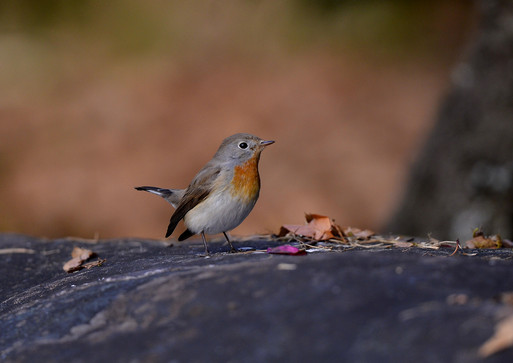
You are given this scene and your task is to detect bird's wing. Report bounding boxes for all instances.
[165,163,222,238]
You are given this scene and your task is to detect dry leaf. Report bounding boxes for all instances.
[82,258,106,269]
[277,213,378,243]
[341,226,375,240]
[279,213,336,241]
[393,241,414,248]
[63,246,101,273]
[71,246,94,260]
[307,215,335,239]
[63,257,84,273]
[479,314,513,357]
[279,224,334,241]
[465,235,502,249]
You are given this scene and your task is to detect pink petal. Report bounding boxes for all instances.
[267,245,307,255]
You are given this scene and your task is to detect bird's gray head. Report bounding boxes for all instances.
[213,133,274,164]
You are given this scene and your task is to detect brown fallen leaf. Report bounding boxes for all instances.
[341,226,375,240]
[279,213,337,241]
[82,258,106,269]
[479,314,513,357]
[278,213,378,243]
[279,224,334,241]
[393,241,414,248]
[465,234,502,249]
[71,246,95,260]
[63,257,84,273]
[305,213,332,227]
[63,246,101,273]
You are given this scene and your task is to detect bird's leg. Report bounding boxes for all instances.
[223,232,237,253]
[201,232,210,256]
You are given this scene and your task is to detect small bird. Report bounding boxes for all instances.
[135,133,274,254]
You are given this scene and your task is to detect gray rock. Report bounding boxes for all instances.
[1,233,513,362]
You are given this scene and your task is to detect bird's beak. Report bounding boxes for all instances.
[260,140,275,147]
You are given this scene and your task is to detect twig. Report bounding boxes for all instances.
[448,239,461,257]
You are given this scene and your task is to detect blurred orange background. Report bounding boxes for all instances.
[0,0,475,239]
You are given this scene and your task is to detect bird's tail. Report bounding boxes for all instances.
[134,186,184,208]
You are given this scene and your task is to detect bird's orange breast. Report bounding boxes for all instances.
[230,154,260,201]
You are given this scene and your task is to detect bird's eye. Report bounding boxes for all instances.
[238,142,248,149]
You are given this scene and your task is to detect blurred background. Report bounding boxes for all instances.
[0,0,476,240]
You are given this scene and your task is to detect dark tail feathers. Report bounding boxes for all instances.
[134,186,174,199]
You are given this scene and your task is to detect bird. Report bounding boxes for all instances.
[135,133,274,255]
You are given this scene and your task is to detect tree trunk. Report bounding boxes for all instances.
[387,0,513,241]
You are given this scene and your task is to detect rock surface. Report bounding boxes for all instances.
[1,233,513,362]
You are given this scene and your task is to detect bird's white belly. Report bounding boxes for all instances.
[183,189,258,235]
